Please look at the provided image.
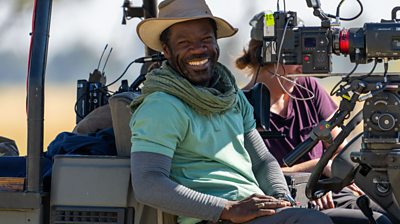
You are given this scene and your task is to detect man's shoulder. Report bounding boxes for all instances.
[138,91,189,115]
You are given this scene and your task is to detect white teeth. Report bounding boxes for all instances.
[188,59,208,66]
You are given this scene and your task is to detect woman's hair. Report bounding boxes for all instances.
[235,39,263,73]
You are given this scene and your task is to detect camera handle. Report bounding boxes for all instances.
[306,0,330,25]
[283,80,364,167]
[305,110,363,199]
[283,80,367,199]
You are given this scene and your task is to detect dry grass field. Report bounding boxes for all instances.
[1,85,76,155]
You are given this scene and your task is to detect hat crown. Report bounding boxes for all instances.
[158,0,213,18]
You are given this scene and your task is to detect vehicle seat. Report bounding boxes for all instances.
[242,83,285,139]
[109,91,139,156]
[108,92,178,224]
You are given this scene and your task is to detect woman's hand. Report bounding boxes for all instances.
[310,191,335,210]
[322,159,333,177]
[346,183,364,196]
[220,193,291,223]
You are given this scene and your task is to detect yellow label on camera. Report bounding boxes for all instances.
[264,13,275,26]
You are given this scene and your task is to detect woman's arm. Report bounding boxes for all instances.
[282,158,332,177]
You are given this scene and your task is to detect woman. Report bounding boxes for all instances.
[236,38,339,181]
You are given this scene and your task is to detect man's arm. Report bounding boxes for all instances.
[244,129,290,197]
[131,151,226,222]
[131,151,290,223]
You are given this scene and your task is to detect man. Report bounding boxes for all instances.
[129,0,332,223]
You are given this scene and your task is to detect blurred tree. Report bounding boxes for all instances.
[0,0,32,36]
[0,0,62,40]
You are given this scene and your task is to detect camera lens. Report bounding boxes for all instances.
[339,29,350,54]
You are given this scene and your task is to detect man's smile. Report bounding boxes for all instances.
[187,58,209,66]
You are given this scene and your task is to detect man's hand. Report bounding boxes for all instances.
[220,193,290,223]
[310,191,335,210]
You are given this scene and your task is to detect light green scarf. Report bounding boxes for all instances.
[130,62,238,115]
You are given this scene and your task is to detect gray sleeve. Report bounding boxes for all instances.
[244,129,290,196]
[131,151,227,222]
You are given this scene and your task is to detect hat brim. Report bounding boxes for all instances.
[137,16,238,52]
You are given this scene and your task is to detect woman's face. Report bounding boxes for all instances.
[278,64,303,77]
[264,64,302,93]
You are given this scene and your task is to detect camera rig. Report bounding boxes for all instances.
[251,0,400,74]
[275,1,400,222]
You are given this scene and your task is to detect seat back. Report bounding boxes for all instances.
[108,92,140,156]
[243,83,285,139]
[108,92,177,224]
[243,83,271,130]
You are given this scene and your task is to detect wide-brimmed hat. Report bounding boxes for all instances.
[136,0,238,52]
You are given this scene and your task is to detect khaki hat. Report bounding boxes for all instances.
[136,0,238,52]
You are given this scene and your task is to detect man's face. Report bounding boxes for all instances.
[162,19,219,87]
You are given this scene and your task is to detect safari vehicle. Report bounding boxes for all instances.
[2,0,400,223]
[0,0,161,223]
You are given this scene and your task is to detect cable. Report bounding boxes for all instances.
[330,63,359,96]
[270,66,315,101]
[272,17,315,101]
[327,0,363,21]
[104,60,136,88]
[283,0,286,12]
[276,0,280,11]
[74,83,110,119]
[276,0,287,12]
[274,17,291,76]
[252,65,261,86]
[336,0,346,18]
[74,90,87,119]
[356,59,378,80]
[363,61,389,100]
[104,53,165,88]
[74,53,164,120]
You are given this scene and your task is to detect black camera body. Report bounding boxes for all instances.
[76,79,109,124]
[261,11,333,74]
[358,76,400,150]
[257,9,400,74]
